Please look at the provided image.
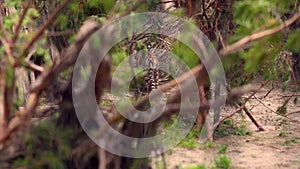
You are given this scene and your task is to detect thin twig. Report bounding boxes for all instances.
[211,80,269,137]
[12,1,31,43]
[0,36,12,58]
[280,94,300,97]
[263,86,273,99]
[18,0,72,59]
[251,94,276,113]
[285,111,300,117]
[249,86,273,111]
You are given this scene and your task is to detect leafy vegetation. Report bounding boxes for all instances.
[214,117,252,138]
[218,145,228,154]
[179,146,231,169]
[213,155,231,169]
[0,0,299,168]
[178,128,199,149]
[180,164,206,169]
[13,122,73,169]
[282,137,300,146]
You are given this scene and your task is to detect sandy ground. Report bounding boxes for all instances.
[151,77,300,169]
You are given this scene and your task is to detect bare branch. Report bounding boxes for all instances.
[0,71,5,135]
[24,60,45,72]
[242,105,265,131]
[211,80,270,135]
[0,36,12,57]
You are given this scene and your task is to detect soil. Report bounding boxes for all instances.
[151,76,300,169]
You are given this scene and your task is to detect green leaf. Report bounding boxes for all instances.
[241,43,265,72]
[170,8,186,18]
[13,156,31,167]
[101,0,114,13]
[276,105,287,115]
[184,164,206,169]
[4,16,13,30]
[87,0,114,13]
[286,29,300,52]
[29,7,40,18]
[214,155,231,169]
[57,15,68,30]
[36,47,45,56]
[172,42,199,68]
[111,50,127,66]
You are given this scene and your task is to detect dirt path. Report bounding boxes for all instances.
[152,77,300,169]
